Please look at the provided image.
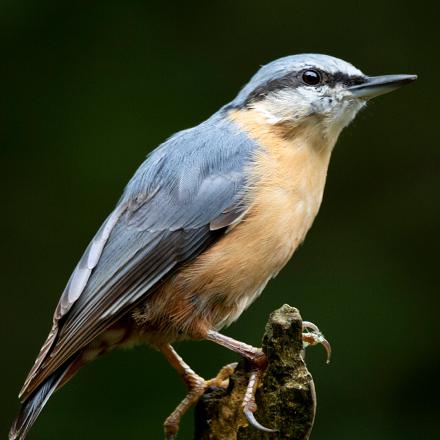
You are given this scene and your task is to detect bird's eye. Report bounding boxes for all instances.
[302,70,321,86]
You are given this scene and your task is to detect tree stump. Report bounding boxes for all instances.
[194,305,317,440]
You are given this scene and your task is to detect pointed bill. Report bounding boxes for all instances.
[349,74,417,99]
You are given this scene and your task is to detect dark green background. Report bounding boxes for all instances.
[1,1,438,439]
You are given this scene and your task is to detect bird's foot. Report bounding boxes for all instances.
[242,349,276,433]
[163,362,237,439]
[302,321,332,363]
[205,331,276,432]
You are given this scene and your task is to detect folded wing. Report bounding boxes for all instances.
[20,114,257,400]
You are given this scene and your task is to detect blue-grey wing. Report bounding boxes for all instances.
[20,113,257,399]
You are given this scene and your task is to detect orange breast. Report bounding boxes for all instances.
[134,108,333,344]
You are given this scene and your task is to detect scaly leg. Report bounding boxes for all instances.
[206,321,331,432]
[160,344,236,439]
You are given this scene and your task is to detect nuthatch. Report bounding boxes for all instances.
[10,54,416,439]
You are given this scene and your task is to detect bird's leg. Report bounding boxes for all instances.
[160,343,237,440]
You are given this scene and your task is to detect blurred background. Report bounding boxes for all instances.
[1,0,438,439]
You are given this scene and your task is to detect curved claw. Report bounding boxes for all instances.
[244,408,277,433]
[302,321,320,333]
[321,337,332,364]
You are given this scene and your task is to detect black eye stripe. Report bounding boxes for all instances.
[244,74,303,103]
[329,71,365,87]
[244,70,366,106]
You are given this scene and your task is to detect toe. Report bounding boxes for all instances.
[302,321,332,363]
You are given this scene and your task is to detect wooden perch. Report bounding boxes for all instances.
[194,305,317,440]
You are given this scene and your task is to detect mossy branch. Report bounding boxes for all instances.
[194,305,317,440]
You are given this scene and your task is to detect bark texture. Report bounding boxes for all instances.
[194,305,317,440]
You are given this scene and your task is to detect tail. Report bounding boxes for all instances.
[9,359,75,440]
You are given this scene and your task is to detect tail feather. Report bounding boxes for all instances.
[9,360,73,440]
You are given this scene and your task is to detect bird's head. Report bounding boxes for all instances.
[231,54,416,144]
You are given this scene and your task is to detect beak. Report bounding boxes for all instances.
[349,74,417,99]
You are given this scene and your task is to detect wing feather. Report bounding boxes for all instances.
[20,112,257,400]
[19,205,126,398]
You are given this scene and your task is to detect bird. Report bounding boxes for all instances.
[9,53,416,440]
